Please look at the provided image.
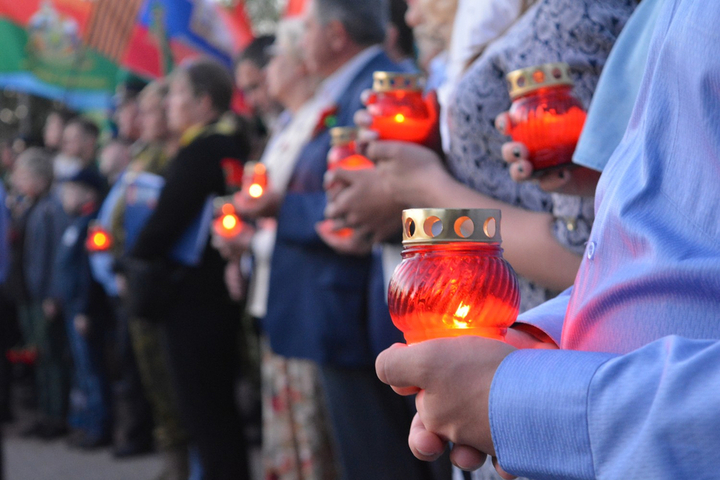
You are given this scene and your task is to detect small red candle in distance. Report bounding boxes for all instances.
[366,72,434,144]
[244,161,268,199]
[319,127,374,239]
[86,222,113,253]
[388,208,520,344]
[503,62,587,172]
[214,202,244,238]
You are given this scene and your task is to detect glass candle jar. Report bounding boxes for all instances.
[86,221,113,252]
[213,202,244,238]
[319,127,374,239]
[388,208,520,343]
[366,72,434,144]
[504,63,587,172]
[327,127,375,171]
[244,161,268,199]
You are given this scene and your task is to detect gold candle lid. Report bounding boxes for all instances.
[330,127,358,147]
[402,208,502,245]
[506,62,573,100]
[373,72,424,93]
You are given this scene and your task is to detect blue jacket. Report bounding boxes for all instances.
[24,193,68,302]
[264,50,407,366]
[53,211,104,319]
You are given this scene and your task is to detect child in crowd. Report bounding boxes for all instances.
[54,118,99,182]
[54,167,111,449]
[10,148,70,439]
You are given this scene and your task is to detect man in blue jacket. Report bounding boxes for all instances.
[261,0,436,478]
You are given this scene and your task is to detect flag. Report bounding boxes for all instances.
[84,0,145,63]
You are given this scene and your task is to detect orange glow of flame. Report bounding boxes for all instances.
[394,113,405,123]
[248,184,264,198]
[92,232,108,249]
[221,203,235,215]
[222,214,238,231]
[453,302,471,329]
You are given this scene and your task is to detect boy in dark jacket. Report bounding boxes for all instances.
[9,148,70,438]
[55,167,111,448]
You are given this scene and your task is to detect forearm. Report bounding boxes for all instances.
[423,173,582,291]
[491,336,720,479]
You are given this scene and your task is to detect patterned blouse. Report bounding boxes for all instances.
[448,0,637,312]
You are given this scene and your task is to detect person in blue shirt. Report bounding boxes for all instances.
[54,167,111,449]
[376,0,720,479]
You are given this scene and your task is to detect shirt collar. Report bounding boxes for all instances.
[316,45,383,104]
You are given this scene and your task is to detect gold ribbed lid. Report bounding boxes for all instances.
[329,127,358,147]
[402,208,502,245]
[506,62,573,100]
[373,72,424,92]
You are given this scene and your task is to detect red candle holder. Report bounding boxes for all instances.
[319,127,375,239]
[244,161,268,199]
[213,202,245,238]
[388,208,520,344]
[504,63,587,172]
[366,72,434,144]
[86,221,113,253]
[327,127,375,171]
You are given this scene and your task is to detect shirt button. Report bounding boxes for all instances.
[587,241,596,260]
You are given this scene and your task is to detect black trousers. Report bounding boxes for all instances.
[162,295,249,480]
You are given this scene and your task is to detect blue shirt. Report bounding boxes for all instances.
[490,1,720,478]
[571,0,665,172]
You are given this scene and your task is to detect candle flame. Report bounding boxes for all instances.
[93,232,108,248]
[248,184,264,198]
[394,113,405,123]
[452,302,471,329]
[222,214,238,231]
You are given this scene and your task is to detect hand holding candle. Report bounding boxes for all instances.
[500,63,587,173]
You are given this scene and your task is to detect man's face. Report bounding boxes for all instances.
[61,124,95,164]
[116,100,141,142]
[235,60,271,117]
[301,3,335,77]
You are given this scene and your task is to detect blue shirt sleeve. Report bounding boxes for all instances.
[514,287,572,346]
[571,0,663,172]
[490,335,720,479]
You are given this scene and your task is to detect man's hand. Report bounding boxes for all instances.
[324,167,405,244]
[376,337,516,466]
[211,222,256,260]
[495,112,601,197]
[233,182,283,220]
[364,141,451,207]
[224,260,245,302]
[315,220,373,256]
[42,299,59,320]
[74,314,90,336]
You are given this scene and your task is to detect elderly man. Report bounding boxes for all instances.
[253,0,438,478]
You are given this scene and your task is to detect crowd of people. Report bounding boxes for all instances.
[2,0,720,479]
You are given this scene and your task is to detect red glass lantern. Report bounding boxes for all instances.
[244,161,268,199]
[318,127,374,239]
[366,72,434,144]
[213,202,244,238]
[388,209,520,344]
[503,63,587,172]
[86,222,113,253]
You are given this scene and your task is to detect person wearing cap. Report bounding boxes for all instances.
[52,166,111,449]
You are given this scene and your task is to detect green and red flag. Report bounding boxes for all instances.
[0,0,254,111]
